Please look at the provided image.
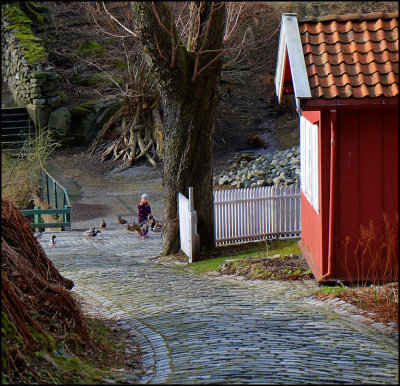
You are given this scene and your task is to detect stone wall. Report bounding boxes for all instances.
[1,4,61,127]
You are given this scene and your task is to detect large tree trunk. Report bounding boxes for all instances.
[162,79,219,254]
[131,2,226,256]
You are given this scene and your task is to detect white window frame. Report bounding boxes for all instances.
[300,116,319,213]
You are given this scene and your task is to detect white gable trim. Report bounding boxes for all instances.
[275,21,287,104]
[275,14,311,110]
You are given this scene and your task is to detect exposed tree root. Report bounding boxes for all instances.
[89,94,164,168]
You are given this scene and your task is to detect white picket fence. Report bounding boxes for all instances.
[213,185,301,245]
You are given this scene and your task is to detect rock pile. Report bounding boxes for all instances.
[214,146,300,188]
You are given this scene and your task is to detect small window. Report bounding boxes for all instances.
[300,116,319,213]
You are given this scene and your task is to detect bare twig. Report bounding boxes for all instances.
[101,1,138,37]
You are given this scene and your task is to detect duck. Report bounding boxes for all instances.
[49,235,56,247]
[149,215,162,233]
[117,216,127,224]
[34,231,44,241]
[83,228,101,238]
[127,222,142,238]
[100,219,106,229]
[151,219,162,232]
[149,214,156,230]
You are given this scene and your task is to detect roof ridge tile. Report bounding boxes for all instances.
[299,18,398,34]
[298,11,398,24]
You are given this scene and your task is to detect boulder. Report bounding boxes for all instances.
[273,177,281,186]
[48,107,71,134]
[47,95,62,107]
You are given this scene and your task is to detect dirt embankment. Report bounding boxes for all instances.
[214,70,299,175]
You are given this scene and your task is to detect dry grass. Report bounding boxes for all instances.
[317,283,398,328]
[318,214,399,329]
[1,151,37,209]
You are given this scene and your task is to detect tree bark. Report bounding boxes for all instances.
[131,2,226,256]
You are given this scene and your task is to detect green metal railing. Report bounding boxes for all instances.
[21,168,71,231]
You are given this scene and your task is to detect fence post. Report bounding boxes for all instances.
[45,173,50,204]
[188,187,200,262]
[64,205,71,230]
[53,181,58,209]
[34,206,41,232]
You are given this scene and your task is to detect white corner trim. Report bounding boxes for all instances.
[275,25,286,104]
[283,14,311,99]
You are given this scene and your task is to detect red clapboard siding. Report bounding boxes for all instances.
[320,110,332,276]
[337,110,361,276]
[359,109,384,233]
[300,111,324,278]
[299,107,398,282]
[300,193,323,277]
[383,108,399,221]
[336,108,398,279]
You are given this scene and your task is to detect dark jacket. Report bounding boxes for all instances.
[138,202,151,224]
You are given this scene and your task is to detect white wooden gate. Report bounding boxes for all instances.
[213,185,301,245]
[178,187,200,262]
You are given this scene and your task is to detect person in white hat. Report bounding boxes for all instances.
[137,194,152,237]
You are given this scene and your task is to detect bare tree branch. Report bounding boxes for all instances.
[101,1,138,37]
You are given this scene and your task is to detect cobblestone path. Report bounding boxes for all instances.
[42,229,398,384]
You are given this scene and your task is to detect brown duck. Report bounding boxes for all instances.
[126,221,142,237]
[117,216,127,225]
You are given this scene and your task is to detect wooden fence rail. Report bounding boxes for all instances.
[213,185,301,245]
[40,168,71,211]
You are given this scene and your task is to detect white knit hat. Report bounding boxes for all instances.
[141,194,148,200]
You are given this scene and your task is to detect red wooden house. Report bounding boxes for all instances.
[275,12,399,283]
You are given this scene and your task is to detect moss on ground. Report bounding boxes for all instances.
[111,58,127,71]
[77,100,97,111]
[182,238,305,277]
[20,1,48,24]
[87,72,124,87]
[75,41,107,57]
[2,312,143,384]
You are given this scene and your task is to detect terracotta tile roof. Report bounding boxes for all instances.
[298,12,399,99]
